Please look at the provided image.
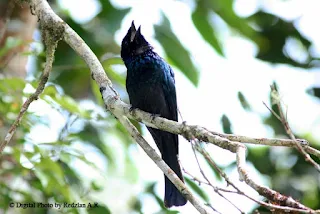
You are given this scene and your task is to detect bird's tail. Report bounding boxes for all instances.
[162,146,187,208]
[148,128,187,208]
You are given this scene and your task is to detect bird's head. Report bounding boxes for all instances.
[121,21,153,62]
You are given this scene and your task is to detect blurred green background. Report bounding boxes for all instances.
[0,0,319,213]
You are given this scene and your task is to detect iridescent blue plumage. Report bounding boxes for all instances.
[121,22,187,208]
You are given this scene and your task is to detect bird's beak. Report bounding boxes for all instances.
[130,21,137,42]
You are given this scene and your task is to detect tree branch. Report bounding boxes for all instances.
[0,16,62,153]
[184,147,318,214]
[17,0,212,213]
[116,115,211,213]
[269,84,320,172]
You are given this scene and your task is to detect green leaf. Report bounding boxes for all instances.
[248,11,313,68]
[185,177,209,202]
[237,91,251,111]
[41,85,92,119]
[101,57,126,87]
[58,160,82,187]
[99,1,130,35]
[34,169,50,189]
[205,159,223,181]
[192,2,224,56]
[87,205,111,214]
[155,13,199,86]
[12,147,22,163]
[90,181,103,192]
[61,150,101,172]
[207,0,257,40]
[247,147,274,175]
[35,156,65,186]
[74,124,115,165]
[307,87,320,100]
[221,114,232,134]
[124,155,138,183]
[0,77,26,93]
[0,184,14,211]
[115,120,136,147]
[0,37,23,58]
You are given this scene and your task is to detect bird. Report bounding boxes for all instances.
[121,21,187,208]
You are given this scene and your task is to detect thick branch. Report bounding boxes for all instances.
[117,115,211,213]
[111,100,318,158]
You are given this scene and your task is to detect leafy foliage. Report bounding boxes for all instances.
[154,13,200,86]
[248,11,314,68]
[192,1,224,56]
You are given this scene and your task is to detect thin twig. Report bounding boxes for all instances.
[209,131,319,159]
[186,164,320,214]
[58,113,78,141]
[200,143,316,213]
[191,141,245,214]
[205,203,223,214]
[0,29,60,153]
[268,84,320,172]
[262,101,282,121]
[187,143,317,213]
[182,167,210,186]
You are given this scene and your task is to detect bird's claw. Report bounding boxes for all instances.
[151,113,160,121]
[129,106,137,112]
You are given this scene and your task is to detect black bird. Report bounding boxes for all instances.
[121,21,187,208]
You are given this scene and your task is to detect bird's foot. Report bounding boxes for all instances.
[150,113,160,122]
[129,106,137,112]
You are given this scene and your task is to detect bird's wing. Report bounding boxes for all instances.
[162,65,178,122]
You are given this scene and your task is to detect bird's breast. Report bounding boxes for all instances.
[126,60,170,116]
